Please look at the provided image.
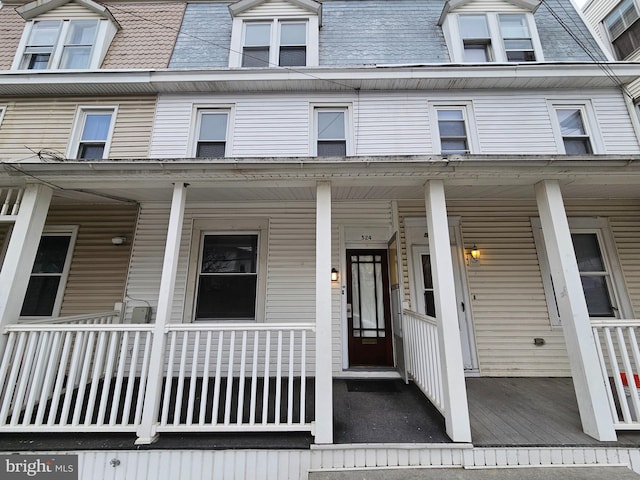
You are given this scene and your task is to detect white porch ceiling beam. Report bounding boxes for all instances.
[534,179,616,441]
[424,180,471,443]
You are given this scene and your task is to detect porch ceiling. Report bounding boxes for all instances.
[2,156,639,204]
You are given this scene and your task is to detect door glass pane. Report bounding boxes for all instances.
[375,261,385,337]
[580,276,614,317]
[572,233,605,271]
[351,258,360,329]
[421,254,436,317]
[359,261,377,336]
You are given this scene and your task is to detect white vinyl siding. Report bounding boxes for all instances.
[37,3,104,19]
[453,0,525,13]
[150,90,640,158]
[236,0,311,18]
[399,199,640,377]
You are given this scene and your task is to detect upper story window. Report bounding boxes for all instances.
[430,102,479,155]
[228,0,321,68]
[242,21,307,67]
[604,0,640,59]
[549,102,602,155]
[68,107,116,159]
[194,109,230,158]
[314,107,349,156]
[441,9,543,63]
[13,0,119,71]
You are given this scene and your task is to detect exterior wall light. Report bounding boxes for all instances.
[331,268,339,282]
[111,236,127,246]
[470,245,480,262]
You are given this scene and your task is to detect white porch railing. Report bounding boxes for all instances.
[402,309,444,413]
[156,323,315,433]
[0,319,315,439]
[592,319,640,430]
[19,310,121,325]
[0,323,153,432]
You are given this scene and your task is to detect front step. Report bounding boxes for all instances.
[309,466,640,480]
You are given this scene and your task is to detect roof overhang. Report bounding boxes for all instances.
[0,62,639,96]
[16,0,120,28]
[439,0,540,25]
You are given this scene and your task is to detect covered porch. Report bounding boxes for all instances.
[0,156,639,447]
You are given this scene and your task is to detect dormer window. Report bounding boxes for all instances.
[13,0,119,71]
[604,0,640,59]
[229,0,320,68]
[440,0,543,63]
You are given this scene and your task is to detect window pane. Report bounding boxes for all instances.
[459,15,489,38]
[26,53,51,70]
[199,112,227,141]
[280,23,306,45]
[424,291,436,318]
[317,141,346,156]
[612,19,640,58]
[81,113,112,141]
[503,39,534,50]
[242,47,270,67]
[438,109,464,121]
[439,120,466,137]
[60,46,92,69]
[28,21,61,46]
[606,0,640,38]
[32,235,71,273]
[317,111,345,139]
[279,46,306,66]
[464,44,490,62]
[499,14,530,38]
[572,233,605,272]
[78,143,105,159]
[557,109,586,136]
[245,23,271,46]
[421,255,433,289]
[196,142,225,158]
[201,235,257,274]
[581,276,615,317]
[67,20,97,45]
[20,276,61,316]
[505,50,536,62]
[564,138,592,154]
[195,276,257,320]
[441,139,469,154]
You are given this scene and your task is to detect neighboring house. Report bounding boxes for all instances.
[1,0,640,478]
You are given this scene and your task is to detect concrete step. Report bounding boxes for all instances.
[309,466,640,480]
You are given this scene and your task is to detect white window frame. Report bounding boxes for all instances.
[20,225,78,320]
[603,0,640,59]
[442,12,544,63]
[429,101,479,155]
[532,217,633,327]
[189,107,234,158]
[184,218,269,323]
[229,16,319,67]
[67,106,117,159]
[311,104,353,156]
[548,100,604,154]
[0,107,6,127]
[12,18,115,71]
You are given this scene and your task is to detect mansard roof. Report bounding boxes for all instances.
[16,0,119,26]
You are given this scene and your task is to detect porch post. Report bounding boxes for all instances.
[424,180,471,442]
[136,182,187,444]
[534,180,616,441]
[0,184,52,336]
[314,181,333,444]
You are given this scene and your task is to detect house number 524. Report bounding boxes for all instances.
[361,235,372,240]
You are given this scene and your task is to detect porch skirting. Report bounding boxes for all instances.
[57,445,640,480]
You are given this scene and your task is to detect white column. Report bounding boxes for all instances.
[0,184,52,333]
[425,180,471,442]
[314,181,333,444]
[136,182,187,444]
[535,179,616,441]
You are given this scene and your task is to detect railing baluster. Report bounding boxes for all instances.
[300,330,306,425]
[97,331,120,425]
[161,332,178,426]
[48,332,74,426]
[249,331,259,425]
[0,332,26,424]
[199,331,212,426]
[35,332,63,426]
[84,331,108,425]
[211,331,224,426]
[275,330,283,425]
[10,332,39,425]
[262,331,271,424]
[11,188,23,215]
[24,331,53,425]
[236,331,248,425]
[72,332,96,425]
[287,331,295,425]
[134,332,153,426]
[173,332,189,425]
[223,331,236,425]
[110,331,130,426]
[186,331,200,425]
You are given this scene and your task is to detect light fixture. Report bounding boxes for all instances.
[470,244,480,262]
[331,268,339,282]
[111,236,127,246]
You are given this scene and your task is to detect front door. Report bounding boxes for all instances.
[346,249,394,367]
